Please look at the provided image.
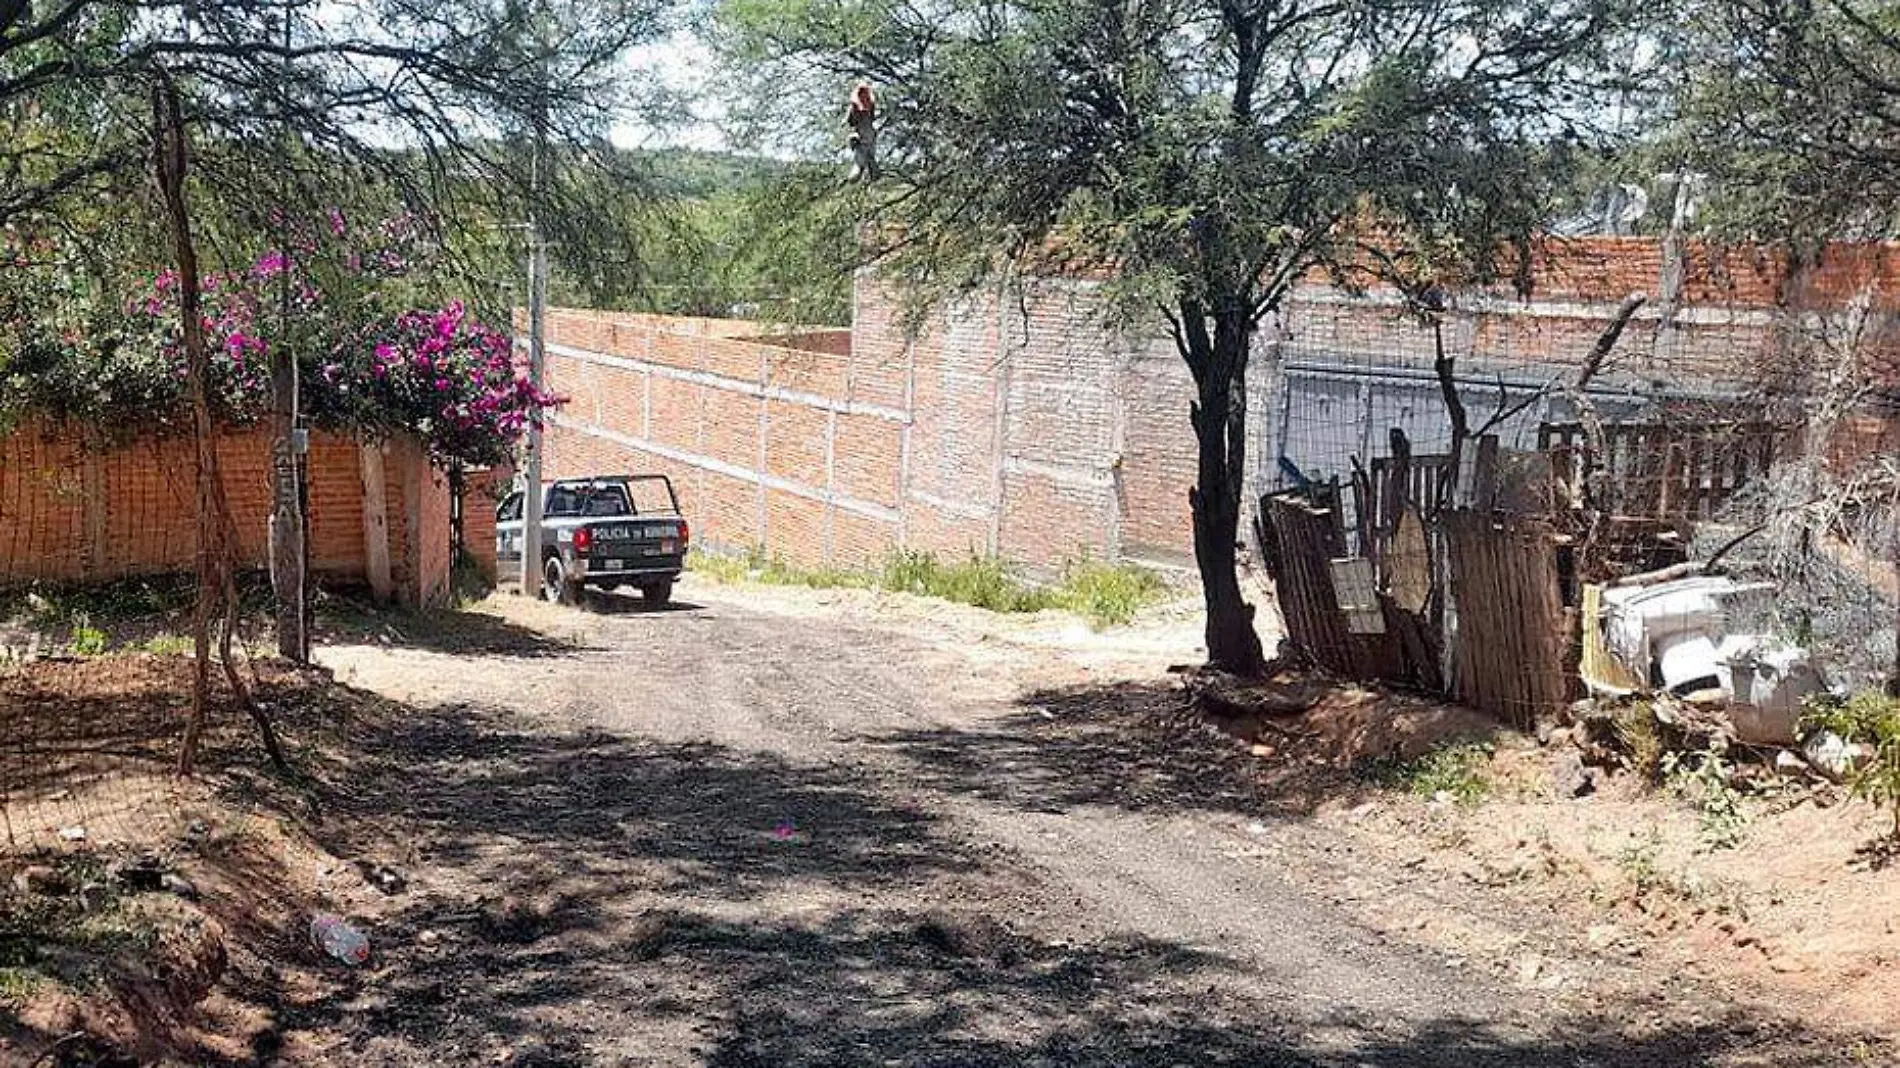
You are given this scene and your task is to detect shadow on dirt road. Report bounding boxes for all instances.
[192,679,1863,1067]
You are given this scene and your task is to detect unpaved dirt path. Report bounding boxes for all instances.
[288,581,1861,1067]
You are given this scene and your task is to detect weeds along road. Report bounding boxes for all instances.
[303,579,1857,1067]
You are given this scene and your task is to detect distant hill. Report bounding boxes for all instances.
[623,148,788,199]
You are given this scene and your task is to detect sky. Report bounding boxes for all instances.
[612,31,733,153]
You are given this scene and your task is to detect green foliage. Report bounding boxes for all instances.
[880,550,1051,613]
[1662,745,1751,851]
[1369,741,1495,804]
[1804,691,1900,838]
[1614,701,1667,782]
[68,620,109,657]
[719,0,1631,325]
[1,217,554,466]
[686,548,752,584]
[0,853,157,998]
[1612,832,1741,912]
[0,577,198,629]
[451,548,494,606]
[1673,1,1900,239]
[1617,833,1662,889]
[0,966,46,1003]
[137,634,195,656]
[690,546,1165,627]
[719,0,1631,671]
[622,161,857,324]
[1047,557,1168,629]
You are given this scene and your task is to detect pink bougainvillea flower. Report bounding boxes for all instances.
[252,251,290,279]
[434,301,465,339]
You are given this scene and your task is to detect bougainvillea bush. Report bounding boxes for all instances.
[0,215,556,467]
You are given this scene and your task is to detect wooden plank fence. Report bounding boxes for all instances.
[1442,513,1573,726]
[1259,492,1403,681]
[1257,415,1777,726]
[1537,421,1778,520]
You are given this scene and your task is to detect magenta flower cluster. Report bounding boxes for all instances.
[353,300,564,465]
[122,217,559,467]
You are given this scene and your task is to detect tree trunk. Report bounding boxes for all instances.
[155,72,287,774]
[1182,299,1268,676]
[1890,525,1900,698]
[154,76,217,773]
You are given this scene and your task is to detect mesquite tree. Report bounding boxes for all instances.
[1676,1,1900,239]
[722,0,1629,672]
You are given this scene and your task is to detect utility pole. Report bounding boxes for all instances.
[520,218,548,595]
[518,8,549,597]
[268,0,309,660]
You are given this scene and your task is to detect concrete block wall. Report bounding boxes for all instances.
[539,287,1137,573]
[538,237,1900,578]
[539,308,911,568]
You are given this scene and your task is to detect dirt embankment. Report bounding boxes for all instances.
[1183,662,1900,1049]
[0,657,438,1066]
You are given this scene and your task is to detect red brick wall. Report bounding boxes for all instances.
[0,421,452,606]
[539,238,1900,576]
[461,467,506,581]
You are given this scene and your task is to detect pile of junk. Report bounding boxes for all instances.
[1579,563,1832,749]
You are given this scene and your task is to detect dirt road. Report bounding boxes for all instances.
[285,581,1864,1067]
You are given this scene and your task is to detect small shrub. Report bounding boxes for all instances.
[1663,745,1751,851]
[809,567,872,590]
[6,578,197,629]
[691,544,1158,625]
[932,556,1051,613]
[879,549,939,595]
[1616,833,1663,892]
[1804,690,1900,838]
[1371,741,1494,804]
[0,966,44,1003]
[879,551,1050,613]
[1612,832,1740,911]
[138,634,194,656]
[1049,558,1167,629]
[450,547,493,605]
[687,548,751,584]
[1614,701,1667,782]
[68,620,108,657]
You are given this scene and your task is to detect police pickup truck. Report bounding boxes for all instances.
[496,475,689,605]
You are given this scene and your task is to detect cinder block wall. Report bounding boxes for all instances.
[537,237,1900,576]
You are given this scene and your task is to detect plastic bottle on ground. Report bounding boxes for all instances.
[310,913,371,965]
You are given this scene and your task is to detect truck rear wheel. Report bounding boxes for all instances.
[543,556,580,605]
[640,579,674,606]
